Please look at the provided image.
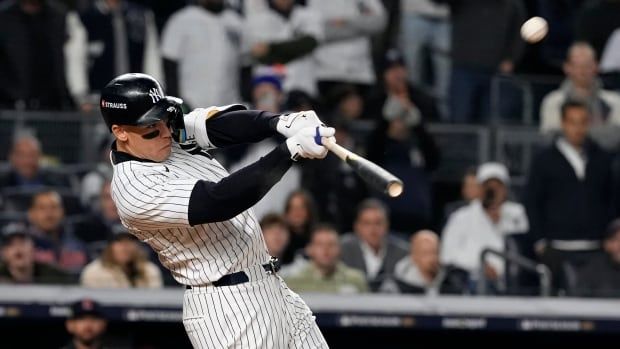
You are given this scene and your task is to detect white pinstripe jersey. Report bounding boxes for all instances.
[110,142,270,286]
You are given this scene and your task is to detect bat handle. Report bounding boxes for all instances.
[321,137,354,161]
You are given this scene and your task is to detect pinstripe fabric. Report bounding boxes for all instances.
[183,272,328,348]
[111,141,327,347]
[111,142,268,286]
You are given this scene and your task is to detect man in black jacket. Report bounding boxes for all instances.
[576,218,620,297]
[367,49,440,232]
[0,0,74,110]
[524,100,614,292]
[433,0,525,122]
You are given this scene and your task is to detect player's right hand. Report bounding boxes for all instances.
[276,110,326,138]
[285,126,335,161]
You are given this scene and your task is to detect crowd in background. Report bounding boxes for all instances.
[2,0,620,299]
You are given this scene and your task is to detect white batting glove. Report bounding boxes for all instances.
[276,110,326,138]
[285,126,335,161]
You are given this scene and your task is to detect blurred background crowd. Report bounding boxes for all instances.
[2,0,620,302]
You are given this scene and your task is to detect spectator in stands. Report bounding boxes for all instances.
[576,219,620,297]
[80,135,113,208]
[281,190,317,265]
[307,0,385,104]
[80,230,162,288]
[0,133,71,190]
[301,109,369,234]
[525,100,614,292]
[260,213,290,265]
[441,162,528,288]
[74,180,122,245]
[68,0,162,112]
[252,74,285,114]
[63,299,107,349]
[285,224,368,294]
[540,42,620,150]
[394,230,467,295]
[340,199,408,292]
[399,0,450,119]
[394,230,440,294]
[161,0,242,109]
[443,167,481,220]
[434,0,525,122]
[0,223,73,284]
[227,75,301,219]
[600,28,620,90]
[575,0,620,59]
[244,0,323,97]
[0,0,78,110]
[27,189,88,273]
[368,49,440,232]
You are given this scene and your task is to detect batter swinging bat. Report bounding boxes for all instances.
[320,136,404,198]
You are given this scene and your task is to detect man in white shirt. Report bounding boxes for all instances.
[161,0,242,108]
[306,0,386,100]
[441,162,528,286]
[540,42,620,150]
[244,0,324,97]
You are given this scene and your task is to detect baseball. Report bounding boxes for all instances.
[521,16,548,43]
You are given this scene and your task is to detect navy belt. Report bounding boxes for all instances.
[186,258,280,289]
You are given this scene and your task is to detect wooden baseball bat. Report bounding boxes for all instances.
[321,137,404,198]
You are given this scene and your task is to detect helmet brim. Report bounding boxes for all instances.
[134,96,184,126]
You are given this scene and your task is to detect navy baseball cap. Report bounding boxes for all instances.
[383,49,406,71]
[1,223,31,245]
[252,75,282,91]
[70,298,105,319]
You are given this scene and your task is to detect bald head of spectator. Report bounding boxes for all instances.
[9,135,41,181]
[409,230,440,282]
[354,199,389,253]
[27,190,65,235]
[563,42,598,91]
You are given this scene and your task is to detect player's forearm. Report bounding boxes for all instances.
[206,110,280,147]
[187,143,292,225]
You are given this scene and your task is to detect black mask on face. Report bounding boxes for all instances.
[202,0,225,14]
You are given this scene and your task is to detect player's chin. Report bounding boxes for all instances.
[153,145,172,162]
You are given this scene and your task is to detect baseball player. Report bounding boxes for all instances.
[100,73,331,348]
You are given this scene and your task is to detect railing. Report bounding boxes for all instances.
[477,248,552,297]
[0,110,544,185]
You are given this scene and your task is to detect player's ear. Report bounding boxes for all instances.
[111,125,129,142]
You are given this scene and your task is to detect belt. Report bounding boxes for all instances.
[185,257,280,289]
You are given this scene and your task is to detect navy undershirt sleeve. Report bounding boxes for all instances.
[187,143,292,225]
[206,109,280,147]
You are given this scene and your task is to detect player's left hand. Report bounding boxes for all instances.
[276,111,326,138]
[285,126,335,160]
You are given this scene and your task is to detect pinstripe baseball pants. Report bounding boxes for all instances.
[183,264,329,348]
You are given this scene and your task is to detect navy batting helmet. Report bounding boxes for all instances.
[100,73,183,131]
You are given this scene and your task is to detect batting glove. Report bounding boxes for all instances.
[285,126,335,161]
[276,110,326,138]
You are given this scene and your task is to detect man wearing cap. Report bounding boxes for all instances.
[0,223,73,284]
[440,162,528,289]
[63,299,108,349]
